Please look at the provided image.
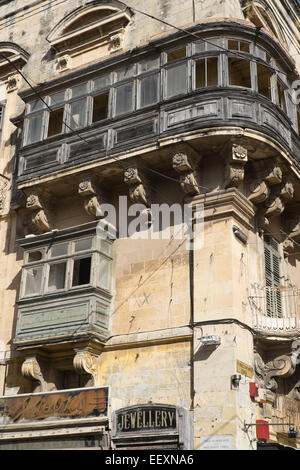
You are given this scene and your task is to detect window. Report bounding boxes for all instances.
[167,48,186,63]
[47,107,64,137]
[195,57,218,88]
[92,92,109,122]
[115,82,134,116]
[21,233,112,299]
[257,64,272,99]
[23,37,295,147]
[228,58,251,88]
[228,40,250,53]
[277,80,287,113]
[165,62,187,98]
[264,236,282,317]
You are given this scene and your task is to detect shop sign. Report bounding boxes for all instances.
[0,387,108,424]
[236,360,253,378]
[115,405,176,433]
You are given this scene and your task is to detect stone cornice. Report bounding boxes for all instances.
[187,188,256,230]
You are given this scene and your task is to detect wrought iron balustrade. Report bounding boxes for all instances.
[249,285,300,331]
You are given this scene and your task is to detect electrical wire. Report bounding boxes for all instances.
[118,1,300,79]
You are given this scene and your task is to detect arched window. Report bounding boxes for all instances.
[0,42,29,82]
[242,1,287,47]
[47,2,133,70]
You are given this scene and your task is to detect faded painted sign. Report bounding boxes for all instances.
[0,387,108,423]
[237,360,253,378]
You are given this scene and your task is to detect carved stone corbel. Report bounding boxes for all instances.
[172,152,200,195]
[55,55,71,72]
[224,143,248,189]
[124,167,151,207]
[78,177,105,219]
[264,195,285,218]
[21,355,47,392]
[26,191,51,233]
[283,238,294,255]
[264,165,283,186]
[254,342,300,392]
[286,218,300,242]
[277,182,294,202]
[248,180,270,204]
[73,348,98,386]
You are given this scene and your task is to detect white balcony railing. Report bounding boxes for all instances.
[249,285,300,331]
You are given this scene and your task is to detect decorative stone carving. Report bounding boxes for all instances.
[172,152,200,195]
[278,182,294,202]
[26,192,51,233]
[0,174,10,216]
[264,196,285,218]
[248,180,270,204]
[283,238,294,255]
[264,165,283,186]
[55,55,71,72]
[6,73,21,93]
[232,143,248,161]
[255,342,300,392]
[224,144,248,189]
[78,177,105,219]
[73,348,98,386]
[285,218,300,242]
[21,356,47,392]
[110,33,122,50]
[124,167,151,206]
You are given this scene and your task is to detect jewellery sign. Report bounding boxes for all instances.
[0,387,108,424]
[115,405,177,433]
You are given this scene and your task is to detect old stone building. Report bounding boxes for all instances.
[0,0,299,450]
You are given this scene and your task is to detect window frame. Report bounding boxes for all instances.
[20,234,112,299]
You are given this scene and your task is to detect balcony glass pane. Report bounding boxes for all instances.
[71,83,87,98]
[94,74,111,91]
[50,243,68,258]
[139,57,159,73]
[27,114,43,144]
[74,238,92,252]
[28,250,43,262]
[139,74,159,107]
[69,98,87,129]
[166,63,187,98]
[24,266,43,296]
[229,58,251,88]
[167,48,186,63]
[48,262,67,291]
[257,64,272,99]
[115,83,134,116]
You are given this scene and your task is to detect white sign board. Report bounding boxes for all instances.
[200,434,233,450]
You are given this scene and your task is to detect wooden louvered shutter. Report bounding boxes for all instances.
[264,237,282,317]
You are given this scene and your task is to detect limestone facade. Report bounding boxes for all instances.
[0,0,299,450]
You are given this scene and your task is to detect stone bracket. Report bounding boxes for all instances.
[21,355,48,392]
[124,166,151,207]
[254,342,300,392]
[25,190,51,233]
[224,143,248,189]
[78,176,106,219]
[73,348,99,386]
[172,152,200,195]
